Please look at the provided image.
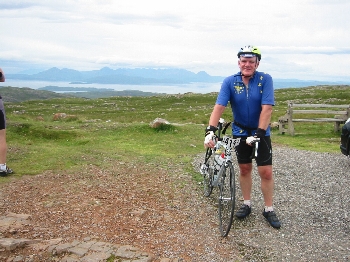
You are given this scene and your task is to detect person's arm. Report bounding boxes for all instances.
[246,104,273,144]
[0,68,5,82]
[250,104,273,140]
[258,104,273,130]
[204,104,226,148]
[208,104,226,127]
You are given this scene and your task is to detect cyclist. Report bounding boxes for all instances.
[0,68,13,176]
[204,45,281,229]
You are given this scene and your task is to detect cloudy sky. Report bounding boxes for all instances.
[1,0,350,81]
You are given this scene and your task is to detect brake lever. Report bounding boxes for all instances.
[249,138,260,159]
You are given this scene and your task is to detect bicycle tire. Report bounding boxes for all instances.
[218,161,236,237]
[202,147,214,197]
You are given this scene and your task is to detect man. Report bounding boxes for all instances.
[0,68,13,176]
[204,45,281,228]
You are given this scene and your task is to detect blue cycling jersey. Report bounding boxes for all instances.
[215,71,274,136]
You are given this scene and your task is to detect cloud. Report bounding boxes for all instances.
[0,0,350,81]
[0,2,39,10]
[263,46,350,56]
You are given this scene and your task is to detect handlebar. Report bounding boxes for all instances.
[212,118,260,159]
[214,118,231,140]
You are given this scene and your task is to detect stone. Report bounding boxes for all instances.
[150,118,170,128]
[53,113,67,120]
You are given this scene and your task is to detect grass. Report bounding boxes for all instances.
[272,85,350,152]
[2,85,349,180]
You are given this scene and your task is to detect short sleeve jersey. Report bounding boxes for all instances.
[215,71,274,136]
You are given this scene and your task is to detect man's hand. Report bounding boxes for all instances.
[204,131,215,148]
[255,128,266,138]
[246,128,265,146]
[204,125,217,148]
[246,136,256,145]
[246,136,261,145]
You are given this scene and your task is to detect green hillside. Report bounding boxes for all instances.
[0,86,71,103]
[0,86,164,101]
[1,85,349,178]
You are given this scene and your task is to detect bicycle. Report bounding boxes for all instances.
[200,118,260,237]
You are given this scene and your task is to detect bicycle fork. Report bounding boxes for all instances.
[215,151,233,185]
[213,157,231,187]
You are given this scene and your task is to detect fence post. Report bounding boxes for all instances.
[287,103,295,135]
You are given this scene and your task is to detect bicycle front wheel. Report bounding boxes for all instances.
[218,161,236,237]
[202,147,214,197]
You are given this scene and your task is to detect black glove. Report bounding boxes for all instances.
[205,125,218,136]
[255,128,266,138]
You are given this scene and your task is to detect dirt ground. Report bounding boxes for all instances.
[0,159,243,261]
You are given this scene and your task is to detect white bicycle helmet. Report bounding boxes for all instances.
[237,45,261,61]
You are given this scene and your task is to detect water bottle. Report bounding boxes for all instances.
[214,152,225,171]
[212,152,224,186]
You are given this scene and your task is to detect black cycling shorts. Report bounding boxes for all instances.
[0,98,6,130]
[233,136,272,166]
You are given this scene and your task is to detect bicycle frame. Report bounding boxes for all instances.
[201,117,260,237]
[212,138,237,187]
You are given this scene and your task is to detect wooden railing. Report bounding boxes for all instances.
[278,103,350,135]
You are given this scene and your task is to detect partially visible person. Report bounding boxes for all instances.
[0,68,13,176]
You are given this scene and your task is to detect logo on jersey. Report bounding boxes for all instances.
[234,85,244,94]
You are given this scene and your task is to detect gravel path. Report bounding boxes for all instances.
[192,146,350,261]
[0,146,349,261]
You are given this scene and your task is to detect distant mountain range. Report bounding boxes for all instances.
[6,67,224,85]
[6,67,350,88]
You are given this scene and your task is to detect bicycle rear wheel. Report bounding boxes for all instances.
[202,147,214,197]
[218,161,236,237]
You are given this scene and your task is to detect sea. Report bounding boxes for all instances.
[1,79,347,95]
[3,80,220,94]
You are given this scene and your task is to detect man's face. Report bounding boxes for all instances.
[238,56,259,77]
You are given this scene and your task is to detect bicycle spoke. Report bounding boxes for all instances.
[218,162,236,237]
[202,148,214,197]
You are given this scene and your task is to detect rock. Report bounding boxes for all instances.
[149,118,170,128]
[270,121,279,129]
[0,238,39,251]
[53,113,67,121]
[53,113,78,121]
